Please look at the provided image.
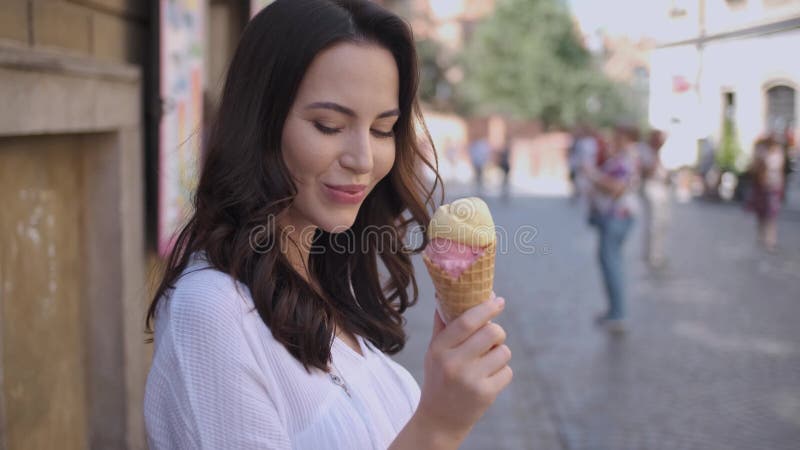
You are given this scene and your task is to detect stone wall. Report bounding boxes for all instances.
[0,1,149,448]
[0,0,148,65]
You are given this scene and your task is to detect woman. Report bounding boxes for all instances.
[144,1,512,449]
[747,135,785,252]
[639,129,669,269]
[585,125,639,333]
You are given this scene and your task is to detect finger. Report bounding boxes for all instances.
[431,308,446,338]
[477,344,512,377]
[487,365,513,390]
[457,322,507,359]
[438,295,505,348]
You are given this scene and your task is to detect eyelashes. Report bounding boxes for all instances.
[313,122,340,135]
[371,129,395,139]
[313,122,394,139]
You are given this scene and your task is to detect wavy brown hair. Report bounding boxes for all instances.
[146,0,442,372]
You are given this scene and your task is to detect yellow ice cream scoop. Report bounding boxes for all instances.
[427,197,496,247]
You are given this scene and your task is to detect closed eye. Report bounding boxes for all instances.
[313,122,342,135]
[371,128,394,139]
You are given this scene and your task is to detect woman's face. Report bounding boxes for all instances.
[281,42,399,234]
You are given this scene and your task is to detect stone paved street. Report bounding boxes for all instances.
[393,192,800,450]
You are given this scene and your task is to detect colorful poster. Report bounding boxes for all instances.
[251,0,275,17]
[159,0,205,256]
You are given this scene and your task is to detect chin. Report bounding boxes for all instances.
[315,209,360,234]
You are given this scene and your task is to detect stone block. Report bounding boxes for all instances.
[32,0,92,55]
[92,11,144,64]
[0,0,30,44]
[68,0,148,20]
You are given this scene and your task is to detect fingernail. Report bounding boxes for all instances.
[494,296,505,308]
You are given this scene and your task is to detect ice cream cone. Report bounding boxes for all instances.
[423,240,496,323]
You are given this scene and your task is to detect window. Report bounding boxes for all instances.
[725,0,748,10]
[669,0,689,17]
[724,91,736,120]
[766,85,796,133]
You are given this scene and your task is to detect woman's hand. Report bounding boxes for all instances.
[586,168,627,198]
[410,292,512,448]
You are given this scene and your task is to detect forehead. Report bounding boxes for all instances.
[294,42,399,114]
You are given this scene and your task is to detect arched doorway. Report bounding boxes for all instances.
[766,84,796,135]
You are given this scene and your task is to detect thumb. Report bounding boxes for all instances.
[432,308,446,337]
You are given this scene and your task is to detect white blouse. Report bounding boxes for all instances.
[144,255,421,449]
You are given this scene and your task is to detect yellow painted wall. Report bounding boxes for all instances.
[0,135,89,450]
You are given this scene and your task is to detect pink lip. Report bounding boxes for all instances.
[323,184,367,204]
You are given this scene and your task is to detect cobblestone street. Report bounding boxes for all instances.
[394,192,800,450]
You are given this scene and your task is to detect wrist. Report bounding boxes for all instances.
[400,409,466,450]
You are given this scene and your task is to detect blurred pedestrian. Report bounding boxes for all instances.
[639,129,669,269]
[781,127,796,202]
[585,125,640,333]
[593,129,611,166]
[568,130,579,193]
[495,140,511,201]
[568,125,599,205]
[746,135,785,252]
[469,138,491,193]
[489,117,512,201]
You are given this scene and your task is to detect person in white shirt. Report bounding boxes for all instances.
[568,126,599,206]
[638,130,670,269]
[143,1,513,449]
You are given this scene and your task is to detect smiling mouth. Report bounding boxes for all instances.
[323,184,368,204]
[325,184,366,194]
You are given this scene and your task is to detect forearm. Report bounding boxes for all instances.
[388,411,466,450]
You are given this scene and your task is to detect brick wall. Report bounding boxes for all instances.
[0,0,148,65]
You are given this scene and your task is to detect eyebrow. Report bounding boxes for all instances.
[304,101,400,119]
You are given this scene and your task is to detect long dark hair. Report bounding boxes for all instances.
[146,0,442,372]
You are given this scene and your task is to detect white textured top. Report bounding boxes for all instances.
[144,255,421,449]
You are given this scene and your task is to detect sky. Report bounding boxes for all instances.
[566,0,669,41]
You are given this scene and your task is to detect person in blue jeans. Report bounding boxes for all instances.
[585,125,640,333]
[596,214,633,322]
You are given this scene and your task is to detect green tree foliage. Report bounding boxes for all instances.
[417,38,453,107]
[458,0,632,128]
[717,114,744,173]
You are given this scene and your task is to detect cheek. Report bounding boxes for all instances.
[374,142,396,180]
[282,125,332,183]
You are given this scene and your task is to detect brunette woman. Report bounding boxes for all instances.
[144,1,512,448]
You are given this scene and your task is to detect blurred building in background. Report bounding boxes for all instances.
[375,0,501,187]
[649,0,800,168]
[598,35,656,128]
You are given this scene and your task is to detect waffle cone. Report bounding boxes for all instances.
[423,241,496,323]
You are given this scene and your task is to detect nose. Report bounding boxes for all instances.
[339,129,373,174]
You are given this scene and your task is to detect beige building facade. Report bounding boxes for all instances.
[0,0,250,449]
[0,1,149,448]
[649,0,800,164]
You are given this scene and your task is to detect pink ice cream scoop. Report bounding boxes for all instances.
[423,238,486,279]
